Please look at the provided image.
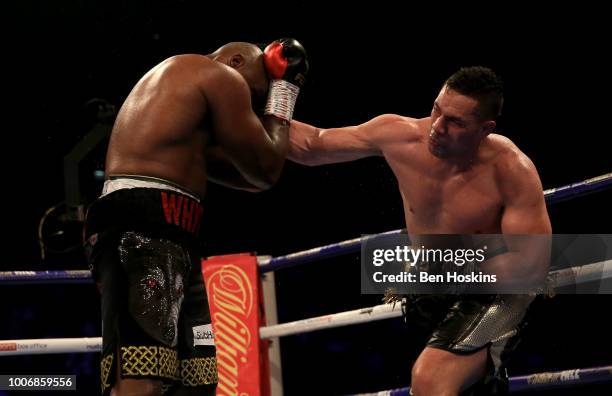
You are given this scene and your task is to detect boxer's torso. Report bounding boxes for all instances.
[382,117,517,234]
[106,55,215,198]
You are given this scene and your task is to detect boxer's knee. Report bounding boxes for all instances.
[411,353,462,396]
[411,362,457,396]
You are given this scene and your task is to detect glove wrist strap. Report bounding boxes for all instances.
[264,79,299,121]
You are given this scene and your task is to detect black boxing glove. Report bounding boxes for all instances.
[263,38,309,87]
[263,38,309,121]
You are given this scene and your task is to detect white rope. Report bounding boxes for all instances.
[549,259,612,289]
[259,259,612,339]
[260,303,402,339]
[0,337,101,356]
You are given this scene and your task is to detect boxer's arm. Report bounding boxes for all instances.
[289,114,406,165]
[204,65,289,190]
[481,151,552,289]
[206,146,264,192]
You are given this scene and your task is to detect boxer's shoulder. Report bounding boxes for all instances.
[159,54,214,68]
[365,114,421,144]
[150,54,240,86]
[485,134,534,171]
[374,114,420,130]
[485,135,541,198]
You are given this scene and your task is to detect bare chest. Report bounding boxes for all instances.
[385,146,503,233]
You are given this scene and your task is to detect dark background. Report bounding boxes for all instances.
[2,1,611,395]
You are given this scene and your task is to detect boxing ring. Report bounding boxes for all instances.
[1,172,612,394]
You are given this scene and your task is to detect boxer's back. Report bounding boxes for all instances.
[106,55,213,197]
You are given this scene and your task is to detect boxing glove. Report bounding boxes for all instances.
[262,38,309,121]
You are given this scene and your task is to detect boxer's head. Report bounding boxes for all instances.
[429,67,503,159]
[211,42,269,113]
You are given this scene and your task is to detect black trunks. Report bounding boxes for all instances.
[84,177,217,395]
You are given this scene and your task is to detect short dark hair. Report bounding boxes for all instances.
[445,66,504,120]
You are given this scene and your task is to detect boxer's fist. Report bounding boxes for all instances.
[263,38,309,88]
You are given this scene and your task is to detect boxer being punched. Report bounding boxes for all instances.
[288,67,551,395]
[84,39,309,396]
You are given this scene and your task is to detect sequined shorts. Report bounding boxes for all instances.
[84,179,217,395]
[410,294,534,395]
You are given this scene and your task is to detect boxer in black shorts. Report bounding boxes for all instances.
[85,178,214,394]
[85,39,309,395]
[288,67,552,395]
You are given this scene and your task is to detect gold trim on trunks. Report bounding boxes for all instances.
[108,345,217,389]
[100,353,114,394]
[121,346,178,379]
[180,356,218,386]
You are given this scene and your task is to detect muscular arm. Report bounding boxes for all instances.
[482,151,552,290]
[204,63,289,189]
[205,146,263,192]
[289,114,408,166]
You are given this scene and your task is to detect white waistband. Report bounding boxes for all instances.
[101,177,200,202]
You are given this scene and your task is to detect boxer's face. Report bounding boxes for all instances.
[429,86,495,159]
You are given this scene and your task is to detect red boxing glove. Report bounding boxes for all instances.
[263,38,309,88]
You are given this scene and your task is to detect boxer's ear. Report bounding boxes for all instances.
[229,54,245,69]
[480,120,496,137]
